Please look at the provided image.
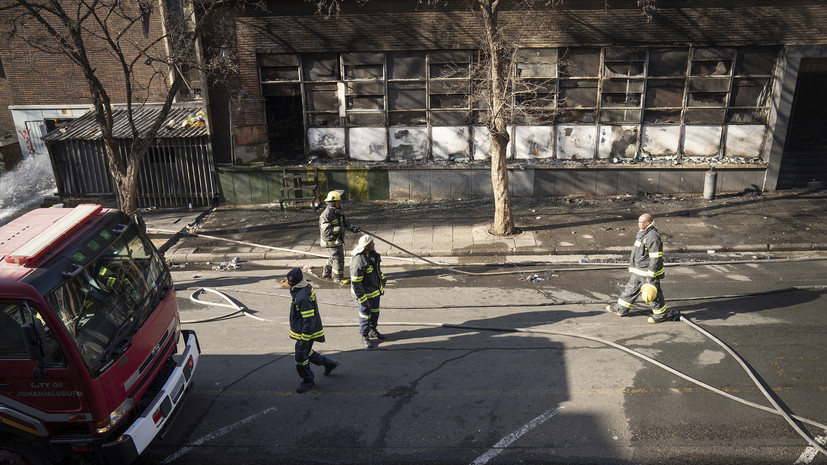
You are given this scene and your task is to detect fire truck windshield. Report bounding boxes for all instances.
[44,223,168,377]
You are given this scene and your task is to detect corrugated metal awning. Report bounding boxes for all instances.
[42,104,208,142]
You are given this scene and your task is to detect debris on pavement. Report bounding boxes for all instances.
[212,257,240,271]
[525,274,548,283]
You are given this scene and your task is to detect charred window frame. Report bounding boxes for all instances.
[513,48,557,125]
[428,50,472,126]
[0,56,5,79]
[684,48,735,125]
[343,52,386,127]
[557,48,599,123]
[300,53,340,128]
[599,48,645,125]
[388,51,426,126]
[643,48,689,124]
[727,47,780,125]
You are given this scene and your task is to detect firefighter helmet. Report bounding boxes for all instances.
[641,283,658,303]
[325,191,342,202]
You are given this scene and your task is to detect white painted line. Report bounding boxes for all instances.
[795,435,827,464]
[470,406,563,465]
[161,407,277,464]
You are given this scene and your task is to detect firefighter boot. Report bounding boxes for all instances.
[322,264,332,279]
[606,304,628,317]
[369,329,386,340]
[362,335,374,349]
[323,361,339,376]
[296,379,315,393]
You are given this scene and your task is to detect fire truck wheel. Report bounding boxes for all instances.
[0,438,51,465]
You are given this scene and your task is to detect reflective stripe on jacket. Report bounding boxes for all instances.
[350,251,386,303]
[319,204,352,247]
[628,226,665,279]
[289,285,326,342]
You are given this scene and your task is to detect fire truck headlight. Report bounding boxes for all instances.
[96,397,135,434]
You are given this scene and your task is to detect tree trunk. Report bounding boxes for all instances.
[103,138,140,214]
[480,0,517,236]
[490,127,516,235]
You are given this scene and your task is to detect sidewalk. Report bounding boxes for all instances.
[143,189,827,267]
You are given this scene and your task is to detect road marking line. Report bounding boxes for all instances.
[795,435,827,464]
[161,407,277,464]
[470,406,563,465]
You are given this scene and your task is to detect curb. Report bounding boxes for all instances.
[161,243,825,267]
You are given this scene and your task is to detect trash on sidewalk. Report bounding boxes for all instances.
[212,257,240,271]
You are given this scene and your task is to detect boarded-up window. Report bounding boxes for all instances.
[691,48,734,76]
[516,48,557,78]
[730,78,771,107]
[389,82,426,110]
[735,47,779,76]
[429,51,471,79]
[303,54,339,81]
[559,48,599,77]
[684,108,725,124]
[431,111,470,125]
[390,111,426,126]
[649,49,688,77]
[601,79,644,107]
[643,109,681,124]
[559,80,597,108]
[603,48,645,77]
[305,83,338,111]
[343,52,384,80]
[260,54,300,81]
[600,109,641,124]
[645,79,684,108]
[389,52,426,80]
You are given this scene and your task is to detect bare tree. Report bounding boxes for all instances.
[0,0,248,213]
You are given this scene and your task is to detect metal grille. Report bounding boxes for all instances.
[48,136,216,208]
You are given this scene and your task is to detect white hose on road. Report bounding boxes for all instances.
[183,286,827,456]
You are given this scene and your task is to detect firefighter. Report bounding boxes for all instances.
[286,267,339,393]
[606,213,680,323]
[350,234,387,349]
[319,191,359,283]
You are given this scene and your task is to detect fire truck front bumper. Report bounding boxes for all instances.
[101,330,200,464]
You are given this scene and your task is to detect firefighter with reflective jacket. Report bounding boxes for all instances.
[319,191,359,283]
[350,235,387,349]
[286,267,339,393]
[607,213,679,323]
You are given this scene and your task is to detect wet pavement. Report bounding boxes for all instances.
[142,188,827,268]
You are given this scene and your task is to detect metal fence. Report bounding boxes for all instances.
[43,105,218,209]
[47,136,217,208]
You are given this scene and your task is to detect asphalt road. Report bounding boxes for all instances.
[139,257,827,465]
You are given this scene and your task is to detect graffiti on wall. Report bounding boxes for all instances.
[17,128,33,157]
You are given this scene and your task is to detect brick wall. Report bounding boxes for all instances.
[0,53,13,137]
[0,1,174,110]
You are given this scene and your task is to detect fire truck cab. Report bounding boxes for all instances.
[0,205,199,465]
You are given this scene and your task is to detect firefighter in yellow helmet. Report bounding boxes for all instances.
[319,191,359,283]
[606,213,680,323]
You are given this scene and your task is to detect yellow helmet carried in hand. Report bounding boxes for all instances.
[641,283,658,303]
[325,191,342,202]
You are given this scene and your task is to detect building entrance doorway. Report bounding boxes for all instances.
[265,95,304,162]
[778,58,827,189]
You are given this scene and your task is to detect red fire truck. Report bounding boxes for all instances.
[0,204,199,464]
